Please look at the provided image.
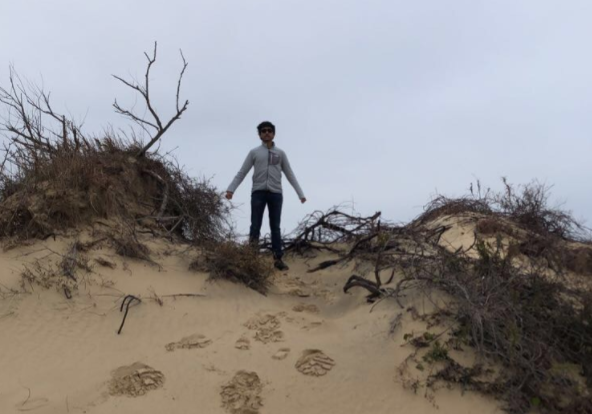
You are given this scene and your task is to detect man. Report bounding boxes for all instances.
[226,121,306,271]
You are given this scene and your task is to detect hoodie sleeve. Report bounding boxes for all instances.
[281,150,305,199]
[227,151,254,193]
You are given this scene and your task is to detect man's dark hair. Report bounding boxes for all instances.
[257,121,275,133]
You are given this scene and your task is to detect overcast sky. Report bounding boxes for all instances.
[2,1,591,237]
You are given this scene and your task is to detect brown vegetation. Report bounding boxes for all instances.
[0,44,229,246]
[191,241,273,295]
[283,182,592,413]
[565,246,592,276]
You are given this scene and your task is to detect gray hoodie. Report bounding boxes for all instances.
[227,142,305,199]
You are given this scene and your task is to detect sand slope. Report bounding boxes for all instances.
[0,233,502,414]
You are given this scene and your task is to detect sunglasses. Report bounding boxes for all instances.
[259,128,274,134]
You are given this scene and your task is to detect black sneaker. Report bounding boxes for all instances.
[274,259,289,271]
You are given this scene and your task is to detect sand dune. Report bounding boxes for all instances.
[0,230,502,414]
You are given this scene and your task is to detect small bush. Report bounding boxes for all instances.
[494,178,588,241]
[0,141,230,244]
[421,179,590,243]
[0,66,230,244]
[194,241,273,294]
[408,241,592,413]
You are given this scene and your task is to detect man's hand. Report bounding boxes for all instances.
[226,191,233,200]
[300,197,307,204]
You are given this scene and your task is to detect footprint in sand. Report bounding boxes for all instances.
[109,362,165,397]
[292,303,320,314]
[220,370,263,414]
[275,275,313,297]
[245,313,285,344]
[295,349,336,376]
[255,329,284,343]
[272,347,291,360]
[235,336,251,350]
[279,275,334,301]
[165,333,212,352]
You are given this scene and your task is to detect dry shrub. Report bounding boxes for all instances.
[194,241,273,294]
[399,240,592,413]
[156,156,230,243]
[0,67,229,244]
[421,180,591,278]
[421,179,590,243]
[341,182,592,412]
[565,247,592,275]
[110,231,151,262]
[476,217,505,235]
[417,196,492,224]
[0,137,139,238]
[495,178,588,241]
[0,139,230,244]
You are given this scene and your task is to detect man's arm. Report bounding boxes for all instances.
[226,151,254,199]
[281,151,306,203]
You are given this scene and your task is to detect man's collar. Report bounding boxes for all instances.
[261,141,275,148]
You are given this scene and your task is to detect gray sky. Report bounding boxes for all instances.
[2,1,591,237]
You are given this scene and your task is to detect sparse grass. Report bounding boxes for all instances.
[20,248,92,298]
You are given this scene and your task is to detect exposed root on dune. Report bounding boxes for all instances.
[117,295,141,335]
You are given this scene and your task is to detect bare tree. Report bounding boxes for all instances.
[112,41,189,158]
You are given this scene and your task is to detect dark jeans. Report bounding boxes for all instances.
[250,190,283,259]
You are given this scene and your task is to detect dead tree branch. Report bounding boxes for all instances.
[0,66,85,163]
[142,169,169,220]
[112,42,189,158]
